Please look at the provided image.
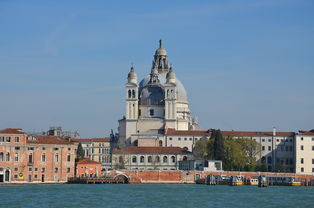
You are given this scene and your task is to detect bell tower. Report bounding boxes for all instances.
[165,67,177,129]
[125,66,138,120]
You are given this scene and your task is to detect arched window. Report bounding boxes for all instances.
[163,156,168,163]
[42,153,46,162]
[132,156,137,163]
[54,154,59,162]
[261,156,266,163]
[159,140,163,147]
[140,156,144,163]
[14,153,18,162]
[67,154,71,162]
[155,156,160,163]
[29,153,33,163]
[183,156,187,161]
[6,152,10,161]
[0,152,3,161]
[132,90,135,98]
[148,156,152,163]
[171,156,176,163]
[182,147,188,152]
[128,90,131,98]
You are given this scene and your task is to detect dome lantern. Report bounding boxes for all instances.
[127,66,137,84]
[166,67,176,84]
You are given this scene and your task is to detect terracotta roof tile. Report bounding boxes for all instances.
[298,131,314,136]
[76,158,101,165]
[26,135,73,145]
[221,131,295,137]
[0,128,25,134]
[165,128,210,136]
[113,146,191,154]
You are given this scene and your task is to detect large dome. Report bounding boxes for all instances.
[139,73,188,103]
[139,84,165,106]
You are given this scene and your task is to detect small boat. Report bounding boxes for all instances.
[244,178,258,185]
[230,176,243,186]
[216,175,230,185]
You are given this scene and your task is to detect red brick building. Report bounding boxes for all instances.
[0,128,76,183]
[76,158,102,177]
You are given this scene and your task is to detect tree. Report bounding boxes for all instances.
[193,139,214,160]
[77,143,84,160]
[212,129,225,160]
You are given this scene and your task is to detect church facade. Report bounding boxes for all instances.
[118,40,201,151]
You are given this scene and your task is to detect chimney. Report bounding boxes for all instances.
[273,127,276,137]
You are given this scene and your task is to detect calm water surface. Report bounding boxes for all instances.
[0,184,313,208]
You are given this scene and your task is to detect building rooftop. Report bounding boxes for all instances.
[70,138,111,143]
[26,135,73,145]
[165,128,210,136]
[0,128,25,134]
[113,146,191,154]
[76,158,102,165]
[221,131,295,137]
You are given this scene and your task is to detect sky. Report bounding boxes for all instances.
[0,0,313,137]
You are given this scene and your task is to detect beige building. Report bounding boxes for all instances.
[112,146,192,170]
[295,130,314,174]
[70,138,111,169]
[222,129,295,172]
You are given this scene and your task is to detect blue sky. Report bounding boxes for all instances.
[0,0,313,137]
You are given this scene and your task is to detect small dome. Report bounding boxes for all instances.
[155,48,167,56]
[127,67,137,84]
[166,67,176,84]
[139,85,165,106]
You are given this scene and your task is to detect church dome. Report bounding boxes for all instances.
[127,66,137,84]
[155,48,167,56]
[139,73,188,103]
[166,67,176,84]
[139,85,165,106]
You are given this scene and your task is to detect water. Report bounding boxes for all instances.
[0,184,313,208]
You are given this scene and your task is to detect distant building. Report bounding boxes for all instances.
[70,138,112,170]
[0,128,76,183]
[295,130,314,174]
[112,146,192,170]
[179,160,223,171]
[76,158,102,177]
[221,129,295,172]
[47,126,80,138]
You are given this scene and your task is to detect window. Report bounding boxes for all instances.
[67,168,70,173]
[0,136,4,142]
[301,158,304,164]
[0,152,3,161]
[262,139,265,142]
[301,137,304,141]
[15,146,20,150]
[184,138,187,141]
[261,157,266,163]
[67,154,71,162]
[163,156,168,163]
[268,146,271,151]
[54,154,59,162]
[312,138,314,141]
[34,175,38,179]
[15,137,19,142]
[155,156,160,163]
[34,168,38,172]
[14,175,18,179]
[28,147,34,150]
[14,168,18,171]
[139,109,141,116]
[268,139,271,142]
[159,140,163,147]
[14,153,18,162]
[6,152,10,161]
[195,138,198,141]
[54,148,59,151]
[68,148,71,151]
[301,167,304,172]
[132,156,137,163]
[29,153,33,163]
[301,145,304,150]
[312,146,314,151]
[262,146,265,151]
[183,156,188,161]
[128,90,131,98]
[148,156,152,163]
[178,138,181,141]
[312,159,314,164]
[189,138,192,141]
[140,156,144,163]
[6,136,11,142]
[42,168,45,173]
[54,168,58,173]
[276,139,279,142]
[42,154,46,162]
[28,167,32,171]
[149,109,154,116]
[171,156,176,163]
[312,168,314,173]
[169,137,172,141]
[42,147,46,150]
